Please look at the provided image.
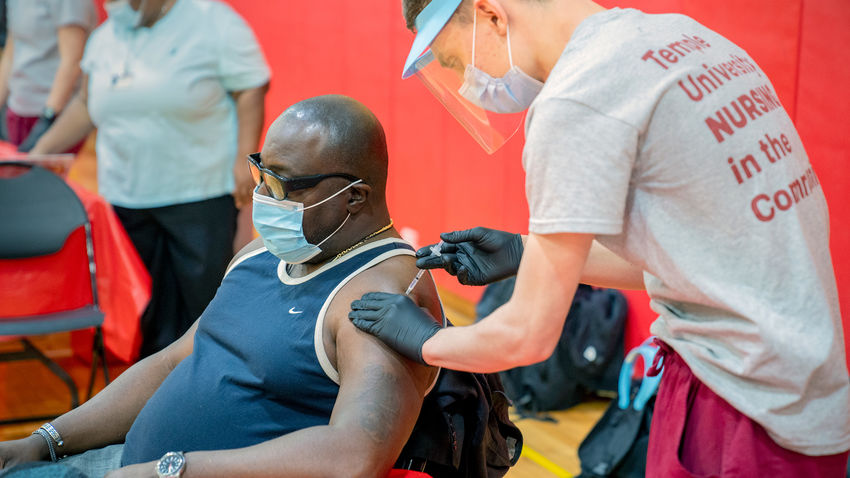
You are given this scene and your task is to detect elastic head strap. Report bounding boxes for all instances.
[471,10,514,69]
[315,213,350,248]
[301,179,363,211]
[471,9,477,67]
[506,22,514,67]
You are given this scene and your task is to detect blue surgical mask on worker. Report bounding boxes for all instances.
[252,180,362,264]
[458,13,544,114]
[105,0,142,31]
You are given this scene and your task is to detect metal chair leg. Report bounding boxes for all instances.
[24,339,80,409]
[0,339,79,426]
[99,328,110,386]
[86,327,110,401]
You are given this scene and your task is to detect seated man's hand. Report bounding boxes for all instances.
[350,292,442,365]
[104,460,157,478]
[416,227,523,286]
[0,435,50,470]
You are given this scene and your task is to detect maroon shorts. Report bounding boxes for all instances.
[646,341,849,477]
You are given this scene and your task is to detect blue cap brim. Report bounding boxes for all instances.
[401,0,463,79]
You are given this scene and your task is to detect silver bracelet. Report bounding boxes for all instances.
[40,423,64,447]
[32,428,58,462]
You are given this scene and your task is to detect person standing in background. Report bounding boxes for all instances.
[0,0,97,151]
[31,0,270,358]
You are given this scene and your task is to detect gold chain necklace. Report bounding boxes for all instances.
[332,220,394,261]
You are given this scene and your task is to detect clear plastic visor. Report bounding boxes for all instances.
[412,50,524,154]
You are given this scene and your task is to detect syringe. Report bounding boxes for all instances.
[404,240,444,295]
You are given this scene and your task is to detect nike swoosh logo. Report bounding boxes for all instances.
[288,307,303,314]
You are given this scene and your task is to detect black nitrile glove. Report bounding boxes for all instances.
[17,114,54,152]
[349,292,441,365]
[0,104,9,142]
[415,227,524,286]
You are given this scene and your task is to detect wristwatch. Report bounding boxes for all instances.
[42,106,57,121]
[156,451,186,477]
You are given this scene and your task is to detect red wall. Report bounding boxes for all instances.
[224,0,850,359]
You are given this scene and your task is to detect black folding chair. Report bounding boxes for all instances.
[0,162,110,425]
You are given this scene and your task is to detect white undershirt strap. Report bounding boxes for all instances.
[313,240,443,394]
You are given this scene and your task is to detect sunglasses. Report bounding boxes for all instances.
[246,153,361,201]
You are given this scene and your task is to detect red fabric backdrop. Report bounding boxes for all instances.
[218,0,850,362]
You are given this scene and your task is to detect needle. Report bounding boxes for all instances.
[404,240,444,295]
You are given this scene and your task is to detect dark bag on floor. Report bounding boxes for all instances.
[578,340,662,478]
[476,280,628,414]
[396,335,523,478]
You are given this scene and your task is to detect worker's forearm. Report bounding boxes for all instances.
[30,94,93,154]
[50,352,177,456]
[44,61,82,112]
[422,233,590,372]
[183,426,391,478]
[421,301,549,373]
[520,235,645,290]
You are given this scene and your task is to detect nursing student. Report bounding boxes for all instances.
[350,0,850,476]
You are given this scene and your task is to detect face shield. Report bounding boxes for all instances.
[402,0,525,154]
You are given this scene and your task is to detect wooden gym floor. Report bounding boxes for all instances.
[0,146,606,477]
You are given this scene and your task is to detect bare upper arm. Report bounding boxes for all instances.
[322,253,440,469]
[324,253,442,381]
[228,82,270,101]
[582,240,646,290]
[56,25,87,63]
[1,35,13,63]
[510,232,594,356]
[77,73,89,105]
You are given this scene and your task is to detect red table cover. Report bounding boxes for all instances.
[0,160,149,364]
[68,182,149,363]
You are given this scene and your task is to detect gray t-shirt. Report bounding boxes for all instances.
[6,0,97,116]
[524,8,849,455]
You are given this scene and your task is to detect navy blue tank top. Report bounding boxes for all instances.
[122,238,415,465]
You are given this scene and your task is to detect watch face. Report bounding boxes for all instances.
[158,453,184,475]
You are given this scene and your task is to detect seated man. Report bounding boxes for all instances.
[0,95,443,477]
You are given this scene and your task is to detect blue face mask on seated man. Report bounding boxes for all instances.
[252,180,362,264]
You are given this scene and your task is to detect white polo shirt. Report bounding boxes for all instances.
[81,0,270,208]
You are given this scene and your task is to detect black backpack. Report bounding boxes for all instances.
[396,367,523,478]
[577,340,662,478]
[476,280,628,415]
